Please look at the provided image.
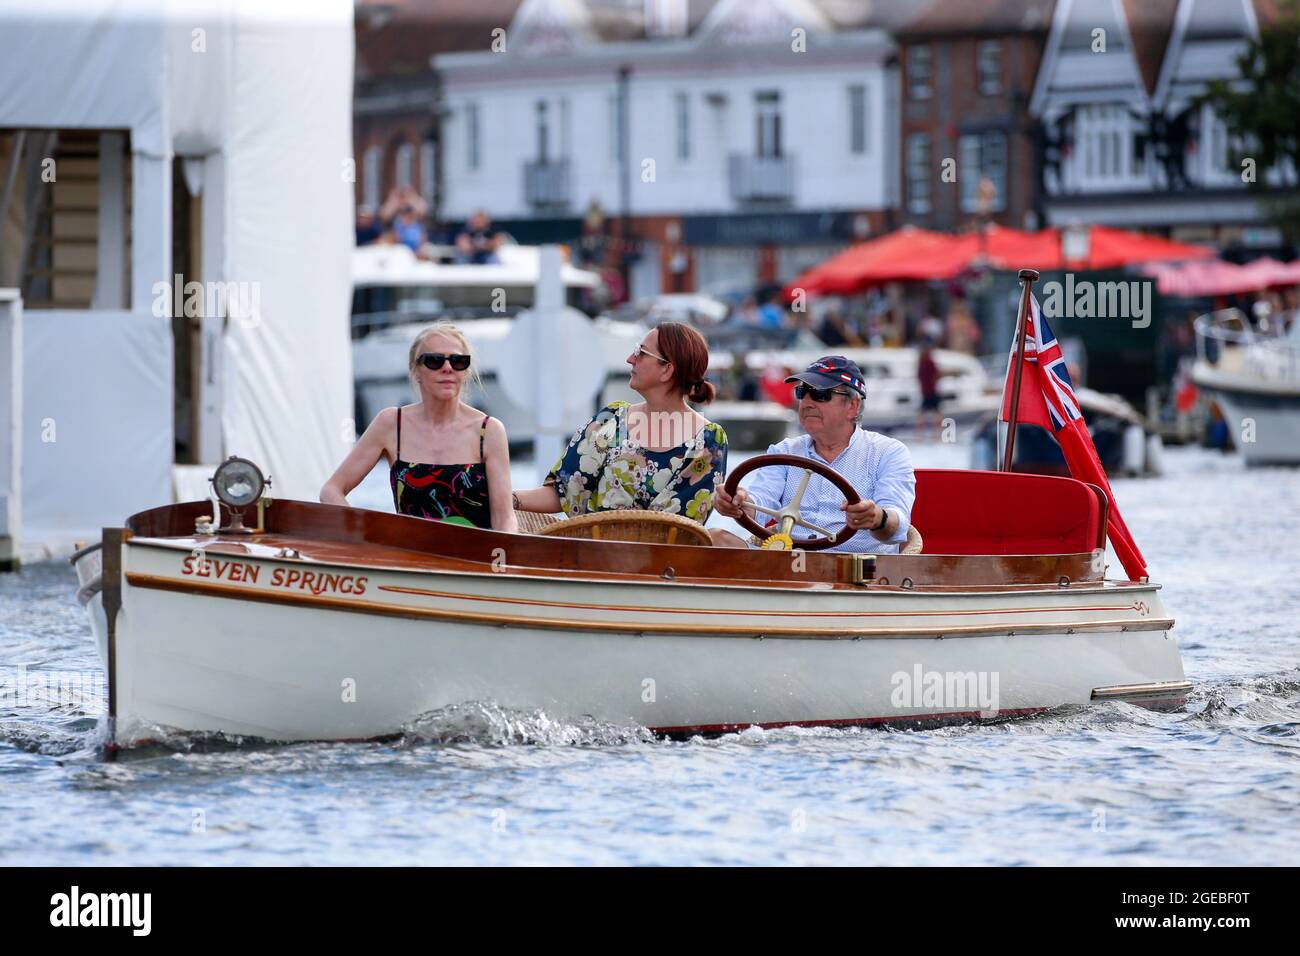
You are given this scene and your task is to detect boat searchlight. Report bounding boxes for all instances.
[210,456,271,534]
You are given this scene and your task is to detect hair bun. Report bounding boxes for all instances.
[688,379,716,405]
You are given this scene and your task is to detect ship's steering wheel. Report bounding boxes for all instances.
[722,454,861,552]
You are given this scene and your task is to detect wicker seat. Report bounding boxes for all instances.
[535,509,712,546]
[515,510,562,535]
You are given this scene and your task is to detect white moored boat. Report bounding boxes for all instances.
[72,455,1188,747]
[351,243,642,443]
[1191,308,1300,467]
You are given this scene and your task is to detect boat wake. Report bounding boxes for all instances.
[398,701,658,748]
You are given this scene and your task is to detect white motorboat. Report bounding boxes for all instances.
[1191,309,1300,467]
[730,345,997,433]
[351,242,643,441]
[72,455,1188,748]
[970,386,1164,477]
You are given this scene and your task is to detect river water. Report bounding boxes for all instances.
[2,443,1298,865]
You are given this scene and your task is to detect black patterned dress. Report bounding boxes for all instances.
[389,407,493,529]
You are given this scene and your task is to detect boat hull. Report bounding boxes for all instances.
[1194,381,1300,467]
[94,537,1187,744]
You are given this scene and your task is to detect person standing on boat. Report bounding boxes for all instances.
[712,355,915,553]
[514,322,729,524]
[319,323,518,532]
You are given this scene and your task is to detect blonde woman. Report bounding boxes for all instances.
[320,323,517,532]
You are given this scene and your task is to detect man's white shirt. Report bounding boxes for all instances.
[742,427,916,554]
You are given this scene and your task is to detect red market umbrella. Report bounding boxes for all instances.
[1237,257,1300,288]
[783,226,976,298]
[784,224,1217,302]
[980,225,1214,271]
[1143,257,1300,297]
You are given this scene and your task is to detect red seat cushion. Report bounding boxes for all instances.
[911,469,1100,555]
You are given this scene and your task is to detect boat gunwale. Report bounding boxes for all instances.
[122,499,1121,591]
[122,533,1156,598]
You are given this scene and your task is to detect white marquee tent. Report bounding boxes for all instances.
[0,0,354,557]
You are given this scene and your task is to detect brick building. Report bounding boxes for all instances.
[897,0,1055,233]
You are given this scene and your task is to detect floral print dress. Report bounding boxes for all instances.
[548,402,729,524]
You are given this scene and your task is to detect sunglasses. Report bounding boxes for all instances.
[633,345,669,364]
[794,383,854,402]
[417,352,471,372]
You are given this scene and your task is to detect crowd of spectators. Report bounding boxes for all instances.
[355,191,507,266]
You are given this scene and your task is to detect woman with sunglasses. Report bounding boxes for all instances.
[320,322,518,532]
[514,321,729,524]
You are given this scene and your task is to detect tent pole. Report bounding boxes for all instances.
[1001,268,1040,472]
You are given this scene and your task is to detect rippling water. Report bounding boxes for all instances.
[3,444,1298,865]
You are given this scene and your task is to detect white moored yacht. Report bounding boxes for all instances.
[1191,308,1300,467]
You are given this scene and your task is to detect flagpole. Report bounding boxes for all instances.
[1001,268,1040,472]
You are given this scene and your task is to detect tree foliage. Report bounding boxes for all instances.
[1196,0,1300,238]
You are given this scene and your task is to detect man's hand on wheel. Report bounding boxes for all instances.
[843,498,883,532]
[714,484,753,520]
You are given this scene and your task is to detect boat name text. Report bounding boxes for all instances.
[180,556,368,595]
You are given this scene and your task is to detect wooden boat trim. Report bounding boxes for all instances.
[125,573,1173,639]
[1091,680,1193,702]
[375,583,1141,619]
[124,535,1150,598]
[122,499,1114,588]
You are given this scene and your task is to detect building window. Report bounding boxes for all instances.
[363,144,381,209]
[1074,104,1135,186]
[848,84,868,154]
[536,101,550,162]
[465,102,480,171]
[675,92,690,161]
[977,41,1001,95]
[906,133,931,214]
[1,129,133,310]
[394,142,414,190]
[755,90,782,158]
[908,45,932,99]
[959,131,1007,212]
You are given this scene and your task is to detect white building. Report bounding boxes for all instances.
[435,0,911,297]
[1030,0,1293,244]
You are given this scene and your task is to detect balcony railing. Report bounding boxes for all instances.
[524,159,571,209]
[729,153,794,202]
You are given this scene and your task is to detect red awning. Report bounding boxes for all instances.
[783,227,978,297]
[1143,257,1300,297]
[784,225,1215,300]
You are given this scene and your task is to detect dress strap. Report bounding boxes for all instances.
[479,416,489,462]
[395,406,402,459]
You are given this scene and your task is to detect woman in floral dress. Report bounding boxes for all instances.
[514,321,728,525]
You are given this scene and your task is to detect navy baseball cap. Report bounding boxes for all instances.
[785,355,866,396]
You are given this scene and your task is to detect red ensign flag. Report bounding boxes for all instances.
[1000,294,1150,581]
